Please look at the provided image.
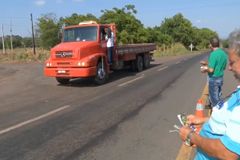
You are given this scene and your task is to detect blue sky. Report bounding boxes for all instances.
[1,0,240,38]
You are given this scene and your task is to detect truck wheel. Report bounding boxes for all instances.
[136,55,143,72]
[94,62,108,85]
[56,78,70,85]
[143,54,150,69]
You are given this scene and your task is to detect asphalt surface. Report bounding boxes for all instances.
[0,53,237,160]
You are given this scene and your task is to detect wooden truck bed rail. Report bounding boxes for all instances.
[116,43,156,55]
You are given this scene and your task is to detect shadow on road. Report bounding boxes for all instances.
[58,63,163,88]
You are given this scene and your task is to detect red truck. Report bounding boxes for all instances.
[44,21,156,85]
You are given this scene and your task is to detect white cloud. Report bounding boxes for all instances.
[35,0,46,6]
[196,19,201,24]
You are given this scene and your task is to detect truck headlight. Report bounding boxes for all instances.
[46,62,52,67]
[77,61,89,67]
[77,62,84,66]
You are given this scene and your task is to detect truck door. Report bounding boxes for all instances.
[100,26,107,54]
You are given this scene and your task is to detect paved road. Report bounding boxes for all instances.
[0,53,236,160]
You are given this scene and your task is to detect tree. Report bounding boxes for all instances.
[193,28,217,49]
[59,13,98,26]
[37,13,61,49]
[22,37,34,48]
[99,4,147,44]
[146,27,173,46]
[0,35,28,49]
[160,13,194,47]
[222,39,229,48]
[34,6,218,50]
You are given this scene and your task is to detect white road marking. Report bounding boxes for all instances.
[157,66,168,71]
[0,105,71,135]
[118,74,144,87]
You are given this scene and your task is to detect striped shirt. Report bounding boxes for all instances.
[195,86,240,160]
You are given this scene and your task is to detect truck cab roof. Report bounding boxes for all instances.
[64,21,113,30]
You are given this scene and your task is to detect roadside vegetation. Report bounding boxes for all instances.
[0,48,49,63]
[0,4,224,62]
[153,43,207,57]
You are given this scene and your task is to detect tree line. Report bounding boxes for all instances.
[1,4,219,50]
[0,36,33,49]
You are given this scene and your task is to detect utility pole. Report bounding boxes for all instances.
[1,24,5,54]
[31,13,36,55]
[10,20,13,52]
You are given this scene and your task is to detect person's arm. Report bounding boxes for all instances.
[202,66,214,73]
[208,67,214,73]
[200,64,214,73]
[193,132,238,159]
[206,53,215,73]
[179,127,239,160]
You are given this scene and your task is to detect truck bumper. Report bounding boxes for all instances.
[44,66,97,78]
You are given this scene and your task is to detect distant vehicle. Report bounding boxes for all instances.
[44,21,156,85]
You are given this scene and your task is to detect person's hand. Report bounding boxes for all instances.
[186,114,207,125]
[200,66,208,73]
[179,126,192,142]
[105,35,108,40]
[187,114,201,125]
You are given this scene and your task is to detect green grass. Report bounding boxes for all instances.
[0,48,50,63]
[153,43,206,58]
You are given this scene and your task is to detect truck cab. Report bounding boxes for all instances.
[44,21,115,85]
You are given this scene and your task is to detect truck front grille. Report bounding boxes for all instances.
[55,51,73,58]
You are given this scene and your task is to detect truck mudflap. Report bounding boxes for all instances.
[44,66,97,78]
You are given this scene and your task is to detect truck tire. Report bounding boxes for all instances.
[94,62,108,85]
[143,54,150,69]
[56,78,70,85]
[136,55,143,72]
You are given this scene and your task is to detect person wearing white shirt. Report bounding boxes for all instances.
[105,28,114,64]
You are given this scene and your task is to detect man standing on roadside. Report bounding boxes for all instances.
[179,40,240,160]
[200,37,228,107]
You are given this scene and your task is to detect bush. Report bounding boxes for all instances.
[0,48,49,63]
[154,43,188,57]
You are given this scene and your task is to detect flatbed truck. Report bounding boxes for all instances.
[44,21,156,85]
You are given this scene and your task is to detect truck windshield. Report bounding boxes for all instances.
[63,26,97,42]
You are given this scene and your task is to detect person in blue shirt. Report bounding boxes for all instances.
[179,40,240,160]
